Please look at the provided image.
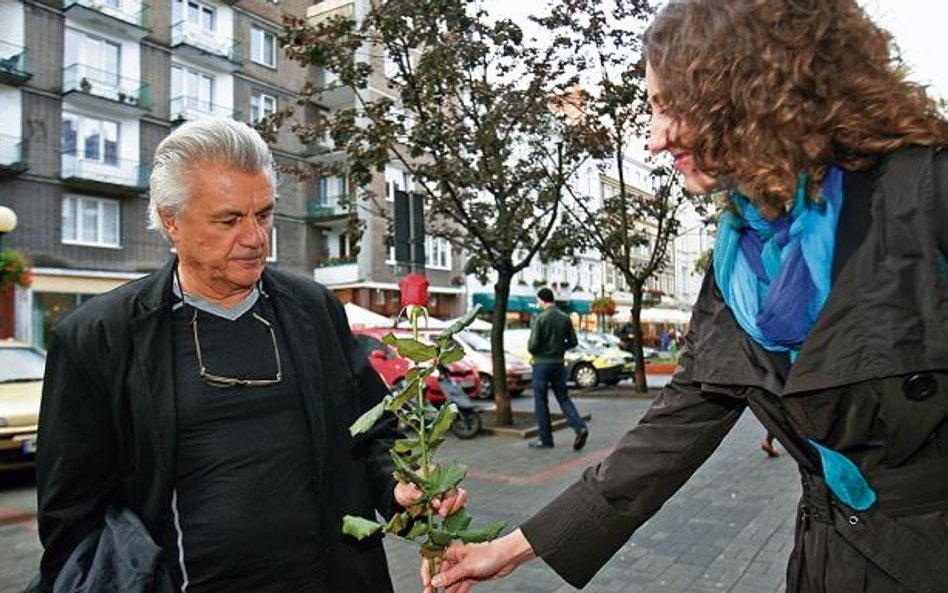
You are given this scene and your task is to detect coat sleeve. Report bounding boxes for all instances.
[564,316,578,350]
[933,148,948,259]
[519,315,747,588]
[35,328,118,589]
[326,293,402,519]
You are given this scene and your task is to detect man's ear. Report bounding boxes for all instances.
[158,210,178,240]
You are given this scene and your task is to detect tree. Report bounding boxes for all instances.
[538,0,713,392]
[280,1,593,424]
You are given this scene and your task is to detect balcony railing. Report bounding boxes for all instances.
[170,20,241,64]
[313,262,359,285]
[62,63,151,110]
[0,133,26,175]
[0,40,30,85]
[63,0,150,30]
[61,151,149,189]
[306,195,348,219]
[170,95,240,122]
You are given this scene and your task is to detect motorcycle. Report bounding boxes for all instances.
[436,367,483,439]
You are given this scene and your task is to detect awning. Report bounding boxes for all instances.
[614,306,692,324]
[472,293,539,313]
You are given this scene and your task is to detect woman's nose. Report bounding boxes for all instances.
[648,115,669,154]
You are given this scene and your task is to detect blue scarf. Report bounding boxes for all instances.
[714,167,844,359]
[713,168,877,512]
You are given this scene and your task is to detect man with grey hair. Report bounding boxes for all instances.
[31,118,464,593]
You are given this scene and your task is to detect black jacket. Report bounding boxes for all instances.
[33,261,400,593]
[521,146,948,592]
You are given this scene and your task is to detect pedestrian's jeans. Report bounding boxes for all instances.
[532,361,586,446]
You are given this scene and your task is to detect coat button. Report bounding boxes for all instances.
[902,373,937,401]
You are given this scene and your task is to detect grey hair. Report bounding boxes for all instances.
[147,117,277,239]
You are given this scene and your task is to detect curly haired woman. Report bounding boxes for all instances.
[424,1,948,592]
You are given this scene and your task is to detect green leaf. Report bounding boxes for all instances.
[405,520,429,540]
[438,347,465,365]
[444,305,482,336]
[388,376,423,410]
[424,461,467,498]
[455,521,506,544]
[385,511,411,534]
[342,515,384,540]
[392,437,422,454]
[428,529,454,548]
[442,507,472,533]
[428,403,457,443]
[349,399,388,436]
[391,452,426,486]
[382,333,438,363]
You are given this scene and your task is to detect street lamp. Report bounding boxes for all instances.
[0,205,17,251]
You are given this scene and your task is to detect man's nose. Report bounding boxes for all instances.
[240,217,267,246]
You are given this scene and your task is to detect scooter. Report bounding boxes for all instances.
[436,368,483,439]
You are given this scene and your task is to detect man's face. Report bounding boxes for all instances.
[160,163,274,300]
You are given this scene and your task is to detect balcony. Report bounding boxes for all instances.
[0,41,31,86]
[62,64,151,115]
[61,152,150,195]
[170,95,240,123]
[306,194,350,220]
[170,20,242,72]
[0,134,27,178]
[62,0,151,40]
[313,258,359,285]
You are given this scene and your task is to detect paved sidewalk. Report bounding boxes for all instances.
[385,395,799,593]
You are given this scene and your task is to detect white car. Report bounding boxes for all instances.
[0,340,45,470]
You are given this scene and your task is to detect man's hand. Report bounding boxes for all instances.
[420,529,536,593]
[394,481,468,518]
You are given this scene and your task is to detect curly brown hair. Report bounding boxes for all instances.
[644,0,948,214]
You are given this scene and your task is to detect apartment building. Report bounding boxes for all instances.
[305,0,466,320]
[0,0,326,347]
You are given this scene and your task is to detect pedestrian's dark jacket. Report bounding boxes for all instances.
[528,306,578,363]
[520,146,948,592]
[32,261,400,593]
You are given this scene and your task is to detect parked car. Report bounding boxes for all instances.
[0,339,45,470]
[440,330,532,399]
[351,328,481,405]
[583,331,661,362]
[576,332,635,385]
[502,328,626,389]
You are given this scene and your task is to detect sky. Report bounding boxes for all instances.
[481,0,948,101]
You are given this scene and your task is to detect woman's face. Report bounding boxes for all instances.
[646,61,721,194]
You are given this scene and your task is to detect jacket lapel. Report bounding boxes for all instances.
[128,261,178,486]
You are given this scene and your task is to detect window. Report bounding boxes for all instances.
[62,113,119,164]
[385,165,411,202]
[64,29,120,89]
[425,236,451,270]
[250,92,277,123]
[251,26,277,68]
[267,226,277,262]
[173,0,215,31]
[62,195,120,247]
[171,65,215,110]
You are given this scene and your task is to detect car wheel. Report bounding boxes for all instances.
[478,373,494,399]
[572,363,598,389]
[451,411,482,439]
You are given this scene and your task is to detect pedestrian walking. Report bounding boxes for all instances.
[27,118,464,593]
[526,288,589,450]
[424,1,948,592]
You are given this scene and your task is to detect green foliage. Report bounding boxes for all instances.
[341,304,504,554]
[0,249,31,291]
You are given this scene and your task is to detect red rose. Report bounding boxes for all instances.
[399,273,429,308]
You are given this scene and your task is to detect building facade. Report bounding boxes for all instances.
[0,0,328,347]
[306,0,466,320]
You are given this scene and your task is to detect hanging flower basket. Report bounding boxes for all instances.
[590,295,616,316]
[0,249,32,291]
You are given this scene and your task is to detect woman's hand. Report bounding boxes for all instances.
[420,529,536,593]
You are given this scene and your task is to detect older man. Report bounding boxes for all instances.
[32,118,461,593]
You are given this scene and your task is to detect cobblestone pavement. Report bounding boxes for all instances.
[0,392,800,593]
[385,395,800,593]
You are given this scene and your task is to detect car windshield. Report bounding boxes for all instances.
[457,330,491,352]
[0,347,46,383]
